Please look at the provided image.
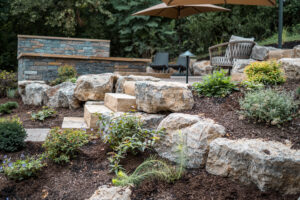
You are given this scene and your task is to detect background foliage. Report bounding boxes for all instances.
[0,0,300,71]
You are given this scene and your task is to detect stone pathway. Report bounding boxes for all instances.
[25,128,50,142]
[62,117,88,129]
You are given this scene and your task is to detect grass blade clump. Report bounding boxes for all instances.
[112,131,187,187]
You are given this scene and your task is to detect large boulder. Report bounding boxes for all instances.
[293,45,300,58]
[135,81,194,113]
[18,81,50,106]
[206,138,300,195]
[251,45,276,61]
[43,82,81,109]
[115,75,160,94]
[279,58,300,80]
[155,113,226,168]
[88,185,131,200]
[268,49,293,60]
[192,60,212,76]
[232,59,257,74]
[74,73,118,101]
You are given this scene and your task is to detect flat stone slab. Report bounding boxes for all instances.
[104,93,137,112]
[84,105,113,128]
[62,117,88,129]
[25,128,50,142]
[85,101,104,106]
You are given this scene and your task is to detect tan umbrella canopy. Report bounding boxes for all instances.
[133,3,230,19]
[162,0,276,6]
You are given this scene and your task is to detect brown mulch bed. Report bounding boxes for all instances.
[0,97,83,128]
[184,80,300,149]
[1,141,298,200]
[0,81,299,199]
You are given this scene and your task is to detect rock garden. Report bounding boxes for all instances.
[0,55,300,200]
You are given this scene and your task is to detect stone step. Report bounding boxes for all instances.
[62,117,88,129]
[104,93,137,112]
[84,105,113,128]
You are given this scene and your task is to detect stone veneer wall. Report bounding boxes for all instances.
[17,35,151,81]
[18,35,110,57]
[18,54,150,81]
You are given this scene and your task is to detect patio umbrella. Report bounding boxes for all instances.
[133,3,230,19]
[162,0,284,48]
[133,3,229,56]
[162,0,276,6]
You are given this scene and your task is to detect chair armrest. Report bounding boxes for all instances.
[209,42,230,52]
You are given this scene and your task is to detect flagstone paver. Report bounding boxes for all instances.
[25,128,50,142]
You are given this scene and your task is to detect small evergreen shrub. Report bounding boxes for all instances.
[1,155,46,181]
[0,101,18,114]
[31,106,57,121]
[192,70,238,97]
[239,89,299,125]
[244,61,286,85]
[50,65,77,86]
[0,70,17,97]
[0,117,27,152]
[99,113,164,173]
[43,128,89,164]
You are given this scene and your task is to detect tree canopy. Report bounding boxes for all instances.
[0,0,299,71]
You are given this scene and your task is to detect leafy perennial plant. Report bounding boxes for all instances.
[43,128,89,164]
[193,70,238,97]
[239,89,299,125]
[98,113,165,173]
[1,154,46,181]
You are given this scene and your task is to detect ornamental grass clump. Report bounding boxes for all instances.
[0,154,46,181]
[244,61,286,85]
[98,113,165,173]
[0,117,27,152]
[43,128,89,164]
[192,70,238,97]
[112,131,186,187]
[239,89,299,125]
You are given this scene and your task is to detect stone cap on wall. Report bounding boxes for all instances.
[18,35,110,43]
[18,53,151,63]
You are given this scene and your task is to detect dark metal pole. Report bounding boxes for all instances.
[278,0,283,49]
[186,56,189,84]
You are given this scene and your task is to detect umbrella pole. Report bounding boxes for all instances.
[278,0,283,49]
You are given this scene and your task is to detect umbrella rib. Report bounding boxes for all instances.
[156,8,167,17]
[268,0,276,6]
[168,0,174,5]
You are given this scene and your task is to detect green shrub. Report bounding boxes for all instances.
[50,65,77,86]
[239,89,299,125]
[1,155,46,181]
[43,128,89,164]
[0,70,17,98]
[31,106,57,121]
[0,101,18,114]
[6,88,18,98]
[241,81,265,91]
[112,131,186,187]
[0,117,27,152]
[192,70,238,97]
[99,113,164,173]
[244,61,286,85]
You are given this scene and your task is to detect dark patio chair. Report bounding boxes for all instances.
[168,56,187,74]
[150,52,169,72]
